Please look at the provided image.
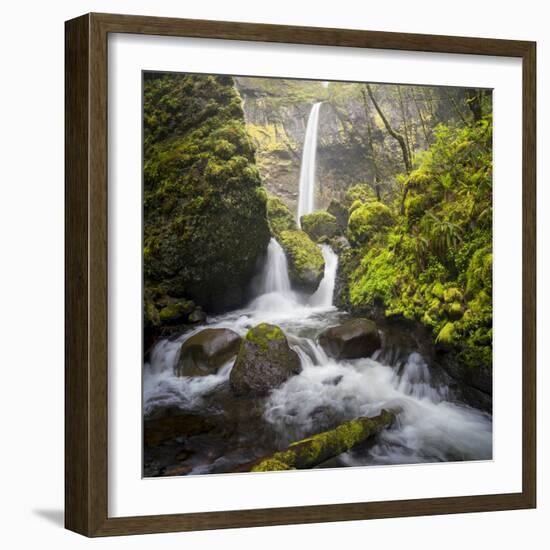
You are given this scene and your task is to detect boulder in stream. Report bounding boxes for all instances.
[319,318,381,360]
[175,328,242,377]
[230,323,301,397]
[278,229,325,293]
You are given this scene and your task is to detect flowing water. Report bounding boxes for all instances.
[144,238,492,475]
[297,102,323,225]
[143,101,492,477]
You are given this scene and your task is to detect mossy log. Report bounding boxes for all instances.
[243,410,395,472]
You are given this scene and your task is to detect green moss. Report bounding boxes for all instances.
[244,323,286,352]
[158,300,194,324]
[431,282,445,299]
[466,246,492,298]
[144,298,160,327]
[349,199,364,214]
[436,322,456,344]
[300,210,339,242]
[443,287,463,303]
[143,73,270,312]
[340,115,493,372]
[345,183,377,204]
[266,195,296,237]
[448,301,464,320]
[347,201,393,245]
[349,247,398,309]
[251,458,293,472]
[250,410,394,472]
[278,230,325,292]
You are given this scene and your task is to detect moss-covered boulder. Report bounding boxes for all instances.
[300,210,339,242]
[278,230,325,293]
[143,73,270,312]
[319,318,381,360]
[230,323,301,396]
[175,328,242,377]
[266,194,296,237]
[347,201,394,246]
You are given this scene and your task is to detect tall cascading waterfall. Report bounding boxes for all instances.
[297,102,323,226]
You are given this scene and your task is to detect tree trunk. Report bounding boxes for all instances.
[366,84,412,174]
[360,87,382,200]
[238,410,395,472]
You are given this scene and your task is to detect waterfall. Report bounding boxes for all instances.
[297,102,323,226]
[310,244,338,307]
[259,238,293,295]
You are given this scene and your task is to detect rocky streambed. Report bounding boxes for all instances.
[143,288,493,477]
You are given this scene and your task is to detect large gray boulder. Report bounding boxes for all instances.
[230,323,301,397]
[175,328,242,377]
[319,318,381,360]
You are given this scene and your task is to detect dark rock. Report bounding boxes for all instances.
[230,323,301,396]
[144,409,216,447]
[175,328,242,377]
[327,199,349,232]
[438,352,492,396]
[329,235,351,254]
[319,318,381,360]
[188,307,207,324]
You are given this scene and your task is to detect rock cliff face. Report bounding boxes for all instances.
[143,73,271,318]
[235,77,373,214]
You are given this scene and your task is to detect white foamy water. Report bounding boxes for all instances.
[309,245,338,307]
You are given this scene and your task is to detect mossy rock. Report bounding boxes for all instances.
[436,321,456,345]
[300,210,339,242]
[431,282,445,300]
[319,318,381,360]
[143,73,271,312]
[230,323,301,396]
[443,287,463,303]
[158,299,195,325]
[175,328,242,377]
[447,301,464,320]
[278,230,325,293]
[347,201,393,246]
[266,194,296,238]
[349,199,364,214]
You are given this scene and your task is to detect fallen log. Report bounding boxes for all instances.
[241,409,396,472]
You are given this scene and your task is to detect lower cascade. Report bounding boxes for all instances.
[143,234,492,476]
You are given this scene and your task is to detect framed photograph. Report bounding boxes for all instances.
[65,13,536,536]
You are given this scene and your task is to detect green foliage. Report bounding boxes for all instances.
[143,73,270,312]
[345,183,378,204]
[266,194,296,237]
[345,115,493,371]
[300,210,339,242]
[347,201,393,245]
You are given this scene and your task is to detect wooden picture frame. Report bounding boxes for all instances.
[65,12,536,537]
